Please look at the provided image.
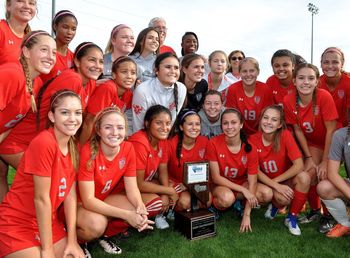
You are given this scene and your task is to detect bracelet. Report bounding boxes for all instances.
[305,156,312,159]
[243,214,250,217]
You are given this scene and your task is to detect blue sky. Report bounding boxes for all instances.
[1,0,349,80]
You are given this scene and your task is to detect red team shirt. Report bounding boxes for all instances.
[159,45,176,54]
[167,135,208,183]
[225,81,274,135]
[205,134,258,185]
[0,69,86,154]
[318,73,350,127]
[128,130,168,181]
[0,20,23,65]
[266,75,295,106]
[0,128,76,256]
[78,141,136,201]
[0,62,42,134]
[40,49,74,83]
[250,130,302,179]
[283,89,338,149]
[87,79,133,115]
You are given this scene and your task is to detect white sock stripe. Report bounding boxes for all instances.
[146,200,163,209]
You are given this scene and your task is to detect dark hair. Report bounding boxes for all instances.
[111,56,137,74]
[271,49,295,66]
[73,42,103,70]
[203,89,223,103]
[154,52,180,114]
[259,105,286,152]
[173,109,200,167]
[179,53,204,83]
[221,108,252,153]
[181,32,199,56]
[52,10,77,35]
[293,53,307,66]
[293,63,320,128]
[143,105,172,134]
[129,27,160,57]
[50,89,81,170]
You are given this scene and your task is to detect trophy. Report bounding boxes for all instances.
[174,161,216,240]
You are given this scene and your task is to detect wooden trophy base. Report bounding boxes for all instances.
[174,209,216,240]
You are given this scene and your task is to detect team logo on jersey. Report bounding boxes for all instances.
[119,158,126,169]
[219,154,225,158]
[241,155,247,165]
[314,105,319,115]
[288,90,293,94]
[199,149,205,159]
[158,148,163,158]
[257,148,262,153]
[239,97,244,102]
[169,102,176,111]
[338,90,345,99]
[8,40,14,45]
[98,165,106,171]
[273,90,278,95]
[254,96,261,104]
[196,93,203,102]
[133,104,143,114]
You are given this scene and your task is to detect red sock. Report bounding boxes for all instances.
[308,185,321,210]
[290,190,307,216]
[104,219,129,237]
[145,196,162,218]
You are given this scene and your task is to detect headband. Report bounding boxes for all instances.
[111,24,130,38]
[75,42,95,56]
[50,90,81,110]
[53,10,75,23]
[180,110,197,123]
[322,47,344,60]
[22,31,49,47]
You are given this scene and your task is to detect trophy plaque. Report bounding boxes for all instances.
[174,161,216,240]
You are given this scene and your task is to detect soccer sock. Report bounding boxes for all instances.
[104,219,129,237]
[145,196,163,217]
[290,190,307,216]
[308,185,321,210]
[321,198,350,227]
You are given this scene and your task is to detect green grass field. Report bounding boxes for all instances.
[7,167,349,258]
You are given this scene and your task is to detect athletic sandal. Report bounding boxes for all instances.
[80,243,92,258]
[298,209,321,224]
[284,214,301,236]
[326,223,350,238]
[155,214,170,229]
[264,203,278,220]
[319,215,336,233]
[98,236,122,254]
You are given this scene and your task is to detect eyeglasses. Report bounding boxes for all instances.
[231,56,243,61]
[154,26,168,32]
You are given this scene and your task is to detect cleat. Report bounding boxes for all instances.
[80,242,92,258]
[285,214,301,236]
[298,209,321,224]
[154,214,170,229]
[98,236,122,254]
[319,215,336,233]
[326,223,350,238]
[264,203,278,220]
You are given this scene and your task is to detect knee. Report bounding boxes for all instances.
[176,193,191,211]
[257,186,273,203]
[215,190,235,208]
[273,193,290,206]
[295,172,311,188]
[317,180,334,199]
[78,213,108,241]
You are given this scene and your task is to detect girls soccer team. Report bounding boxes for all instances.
[1,2,350,257]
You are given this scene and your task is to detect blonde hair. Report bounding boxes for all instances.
[239,57,260,73]
[105,24,131,54]
[6,0,35,34]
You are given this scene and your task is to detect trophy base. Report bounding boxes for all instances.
[174,209,216,240]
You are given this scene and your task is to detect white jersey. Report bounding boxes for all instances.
[132,78,187,133]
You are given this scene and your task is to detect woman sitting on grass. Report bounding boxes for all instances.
[250,105,310,236]
[77,107,153,257]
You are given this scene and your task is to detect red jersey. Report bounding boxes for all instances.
[78,141,136,200]
[87,79,133,115]
[266,75,295,106]
[205,134,258,185]
[159,45,176,55]
[128,130,168,181]
[0,62,42,134]
[0,20,23,65]
[319,73,350,127]
[225,80,274,135]
[167,135,208,183]
[283,89,338,148]
[0,128,76,256]
[40,49,74,83]
[0,69,84,154]
[250,130,302,179]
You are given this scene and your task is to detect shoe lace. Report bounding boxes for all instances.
[100,238,120,253]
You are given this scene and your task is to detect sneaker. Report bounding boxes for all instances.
[319,215,336,233]
[298,209,321,224]
[166,208,175,221]
[284,214,301,236]
[264,203,278,220]
[155,214,170,229]
[98,236,122,254]
[80,243,92,258]
[208,206,220,220]
[326,223,350,238]
[232,200,243,218]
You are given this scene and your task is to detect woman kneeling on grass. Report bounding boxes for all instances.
[128,105,179,230]
[77,107,153,257]
[317,126,350,238]
[250,105,310,235]
[205,108,271,232]
[0,90,84,258]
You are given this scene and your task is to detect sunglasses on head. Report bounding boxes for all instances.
[231,56,243,61]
